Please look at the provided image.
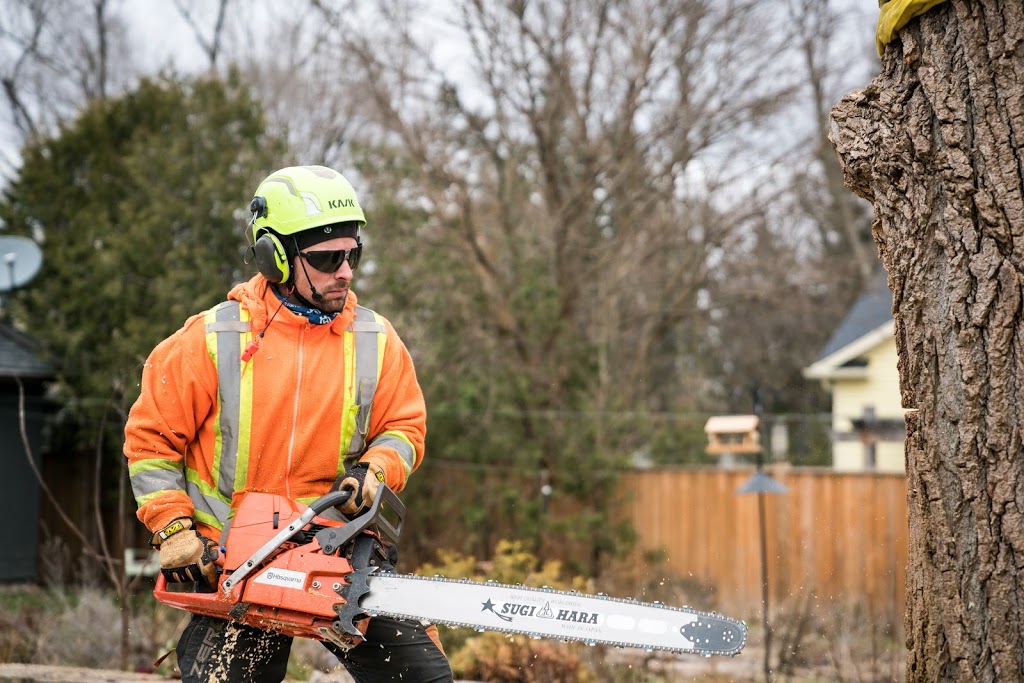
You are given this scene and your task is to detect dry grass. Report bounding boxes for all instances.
[0,581,904,682]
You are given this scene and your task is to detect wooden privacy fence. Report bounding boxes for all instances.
[620,467,908,620]
[41,456,906,628]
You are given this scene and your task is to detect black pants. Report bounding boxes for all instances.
[176,612,452,683]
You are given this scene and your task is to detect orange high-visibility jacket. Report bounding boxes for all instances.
[124,274,426,540]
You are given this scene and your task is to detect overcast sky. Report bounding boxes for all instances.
[124,4,207,72]
[117,2,877,89]
[0,1,879,181]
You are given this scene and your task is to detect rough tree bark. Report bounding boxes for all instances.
[829,2,1023,682]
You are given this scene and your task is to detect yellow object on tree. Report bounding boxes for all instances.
[876,0,949,55]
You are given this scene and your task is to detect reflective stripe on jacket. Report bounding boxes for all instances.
[125,275,426,537]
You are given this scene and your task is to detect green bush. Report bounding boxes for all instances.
[415,540,596,682]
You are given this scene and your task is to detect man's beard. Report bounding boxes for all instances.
[317,289,349,312]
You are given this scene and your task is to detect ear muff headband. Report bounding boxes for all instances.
[253,231,290,283]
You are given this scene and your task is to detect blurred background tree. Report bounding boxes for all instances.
[0,0,877,574]
[0,70,284,555]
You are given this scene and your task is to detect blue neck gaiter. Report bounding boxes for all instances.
[272,287,338,325]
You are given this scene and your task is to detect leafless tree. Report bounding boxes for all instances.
[0,0,131,172]
[292,0,803,567]
[788,0,876,290]
[170,0,231,69]
[14,376,144,671]
[703,0,879,414]
[831,1,1024,680]
[230,0,366,167]
[325,0,794,408]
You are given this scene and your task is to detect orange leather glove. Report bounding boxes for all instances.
[150,518,220,587]
[335,462,385,517]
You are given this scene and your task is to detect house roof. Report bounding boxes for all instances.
[704,415,759,433]
[0,321,54,379]
[803,268,894,380]
[818,268,893,359]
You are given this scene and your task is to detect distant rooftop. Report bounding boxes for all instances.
[0,322,54,379]
[816,268,893,361]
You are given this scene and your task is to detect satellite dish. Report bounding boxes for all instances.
[0,235,43,292]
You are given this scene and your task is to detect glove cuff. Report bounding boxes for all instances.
[364,462,386,483]
[149,517,194,548]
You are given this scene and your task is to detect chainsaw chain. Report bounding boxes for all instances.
[360,573,747,657]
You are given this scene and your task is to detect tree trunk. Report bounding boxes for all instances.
[829,2,1024,682]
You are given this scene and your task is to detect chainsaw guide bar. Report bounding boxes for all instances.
[344,570,747,657]
[153,487,747,659]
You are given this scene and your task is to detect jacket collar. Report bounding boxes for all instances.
[228,274,359,335]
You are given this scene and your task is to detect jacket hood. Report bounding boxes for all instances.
[227,274,359,334]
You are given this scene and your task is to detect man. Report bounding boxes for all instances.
[125,165,452,682]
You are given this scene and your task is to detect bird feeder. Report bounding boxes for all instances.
[704,414,762,455]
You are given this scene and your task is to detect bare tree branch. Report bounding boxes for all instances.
[171,0,231,68]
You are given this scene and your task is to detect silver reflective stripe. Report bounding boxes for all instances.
[204,302,386,504]
[131,466,184,497]
[347,306,386,458]
[209,301,246,505]
[205,321,250,333]
[186,479,232,524]
[367,434,416,472]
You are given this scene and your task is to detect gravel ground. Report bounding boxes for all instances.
[0,664,483,683]
[0,651,760,683]
[0,663,164,682]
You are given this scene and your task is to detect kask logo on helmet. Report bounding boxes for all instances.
[329,198,356,209]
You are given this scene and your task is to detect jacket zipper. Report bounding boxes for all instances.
[285,323,306,498]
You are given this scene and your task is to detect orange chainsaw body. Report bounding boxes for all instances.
[152,489,398,643]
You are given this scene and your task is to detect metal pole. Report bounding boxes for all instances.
[752,386,771,683]
[759,489,771,683]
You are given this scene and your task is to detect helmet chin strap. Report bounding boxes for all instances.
[292,289,321,310]
[273,281,334,312]
[289,236,325,309]
[279,236,351,312]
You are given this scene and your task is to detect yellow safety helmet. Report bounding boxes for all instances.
[249,165,365,283]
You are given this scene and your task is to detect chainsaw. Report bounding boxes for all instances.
[153,486,747,657]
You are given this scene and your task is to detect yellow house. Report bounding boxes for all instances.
[803,270,906,472]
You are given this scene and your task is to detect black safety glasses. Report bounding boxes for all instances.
[300,245,362,273]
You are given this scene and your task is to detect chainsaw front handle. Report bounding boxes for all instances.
[220,485,404,594]
[314,482,404,555]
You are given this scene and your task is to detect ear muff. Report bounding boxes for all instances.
[253,231,290,284]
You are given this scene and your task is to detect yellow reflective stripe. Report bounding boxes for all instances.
[236,357,253,493]
[203,306,226,499]
[368,431,415,478]
[134,490,169,507]
[130,459,184,506]
[200,300,252,527]
[337,325,357,480]
[343,307,387,463]
[337,307,387,477]
[129,459,185,505]
[374,315,386,382]
[185,468,230,531]
[201,305,226,501]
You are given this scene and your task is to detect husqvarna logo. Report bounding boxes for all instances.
[329,198,356,209]
[254,568,306,589]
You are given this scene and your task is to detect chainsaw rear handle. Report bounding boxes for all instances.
[221,485,403,594]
